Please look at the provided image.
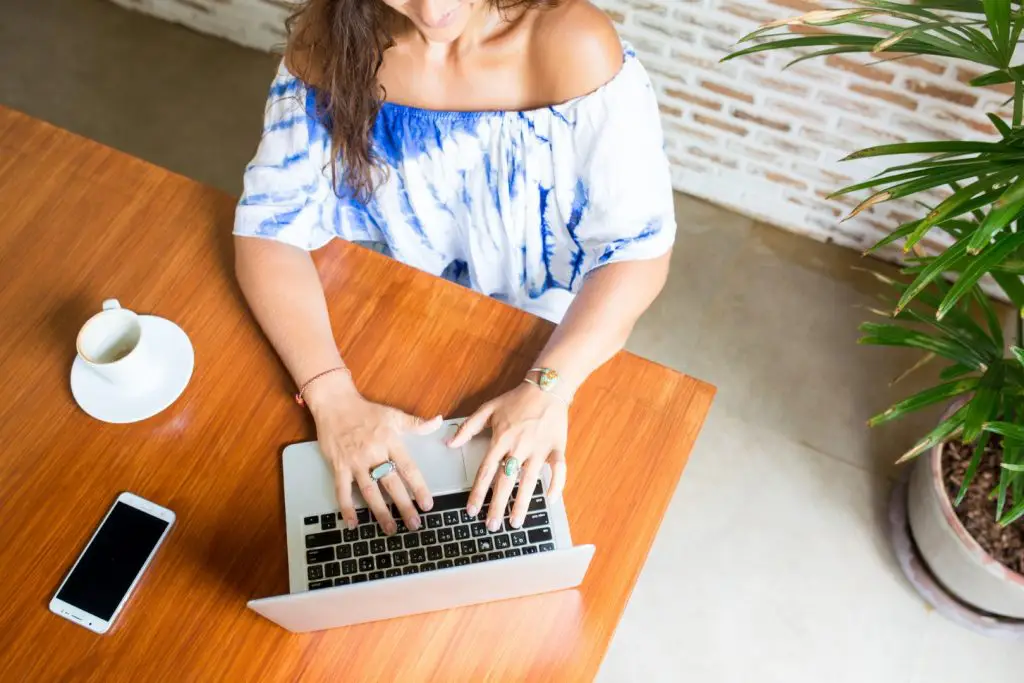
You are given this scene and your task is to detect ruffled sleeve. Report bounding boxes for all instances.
[233,60,335,251]
[557,49,677,284]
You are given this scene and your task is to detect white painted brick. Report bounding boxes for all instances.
[106,0,1002,265]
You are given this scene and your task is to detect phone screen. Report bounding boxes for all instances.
[56,502,170,620]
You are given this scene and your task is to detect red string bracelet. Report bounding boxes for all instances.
[294,367,350,406]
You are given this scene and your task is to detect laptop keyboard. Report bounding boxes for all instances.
[302,483,556,590]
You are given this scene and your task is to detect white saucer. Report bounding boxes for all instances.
[71,316,194,424]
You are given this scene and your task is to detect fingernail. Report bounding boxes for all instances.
[347,520,357,530]
[467,505,478,517]
[488,520,500,532]
[421,500,434,512]
[410,516,421,530]
[511,516,523,529]
[385,522,397,535]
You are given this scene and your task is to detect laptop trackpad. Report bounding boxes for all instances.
[404,427,484,494]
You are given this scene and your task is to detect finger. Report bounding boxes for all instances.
[334,467,358,530]
[448,403,495,448]
[379,463,422,531]
[510,457,544,528]
[487,448,524,532]
[389,440,434,512]
[548,449,567,501]
[467,431,512,516]
[394,411,444,436]
[354,469,396,535]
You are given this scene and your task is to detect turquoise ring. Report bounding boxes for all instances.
[502,456,521,479]
[369,460,397,482]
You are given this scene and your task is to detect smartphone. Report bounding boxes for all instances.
[49,492,175,634]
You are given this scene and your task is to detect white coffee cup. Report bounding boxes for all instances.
[76,299,161,393]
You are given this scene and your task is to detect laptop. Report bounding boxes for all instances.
[247,420,595,632]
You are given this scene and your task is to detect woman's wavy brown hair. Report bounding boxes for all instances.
[285,0,557,203]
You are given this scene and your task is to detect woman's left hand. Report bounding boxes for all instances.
[448,383,569,531]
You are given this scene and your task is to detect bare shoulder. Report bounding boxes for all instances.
[528,0,623,102]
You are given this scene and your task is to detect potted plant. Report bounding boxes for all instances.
[726,0,1024,621]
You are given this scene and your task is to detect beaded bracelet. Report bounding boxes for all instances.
[294,367,351,406]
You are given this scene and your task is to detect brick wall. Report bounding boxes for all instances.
[110,0,1007,261]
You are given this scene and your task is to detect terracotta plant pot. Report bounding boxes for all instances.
[907,430,1024,619]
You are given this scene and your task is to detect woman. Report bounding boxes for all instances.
[234,0,675,538]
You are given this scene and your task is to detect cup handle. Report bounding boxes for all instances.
[102,299,121,311]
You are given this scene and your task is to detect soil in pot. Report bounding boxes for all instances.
[943,439,1024,575]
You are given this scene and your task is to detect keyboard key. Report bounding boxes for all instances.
[495,534,511,550]
[402,566,419,575]
[403,534,420,549]
[335,577,351,586]
[376,555,392,570]
[308,580,332,590]
[528,527,553,544]
[394,519,407,534]
[427,546,443,561]
[443,511,460,526]
[387,536,403,552]
[393,551,409,567]
[488,552,504,561]
[356,509,371,525]
[359,557,375,572]
[511,531,527,547]
[539,543,555,552]
[529,496,546,512]
[471,523,487,538]
[303,515,318,525]
[305,530,342,549]
[531,481,543,496]
[422,562,437,572]
[306,547,334,564]
[343,528,359,543]
[353,541,369,557]
[460,540,477,555]
[337,544,352,559]
[342,560,358,575]
[523,512,549,528]
[477,538,494,552]
[438,560,454,569]
[437,528,454,543]
[386,568,402,577]
[454,557,470,566]
[522,546,538,555]
[370,539,386,554]
[420,530,437,546]
[471,555,487,564]
[443,543,460,559]
[307,565,324,581]
[324,561,341,578]
[431,490,470,511]
[369,570,385,581]
[460,510,475,523]
[321,514,337,530]
[338,512,346,521]
[504,548,522,558]
[426,513,443,529]
[359,525,375,540]
[376,524,390,538]
[410,548,426,564]
[352,574,368,584]
[455,525,470,540]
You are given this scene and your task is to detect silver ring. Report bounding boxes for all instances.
[502,456,521,479]
[369,460,397,482]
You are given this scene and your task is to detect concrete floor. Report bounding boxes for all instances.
[4,0,1023,680]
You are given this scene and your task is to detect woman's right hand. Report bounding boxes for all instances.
[303,373,442,535]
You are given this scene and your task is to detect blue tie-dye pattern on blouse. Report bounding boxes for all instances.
[235,42,676,322]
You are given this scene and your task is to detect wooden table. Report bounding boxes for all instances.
[0,107,715,682]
